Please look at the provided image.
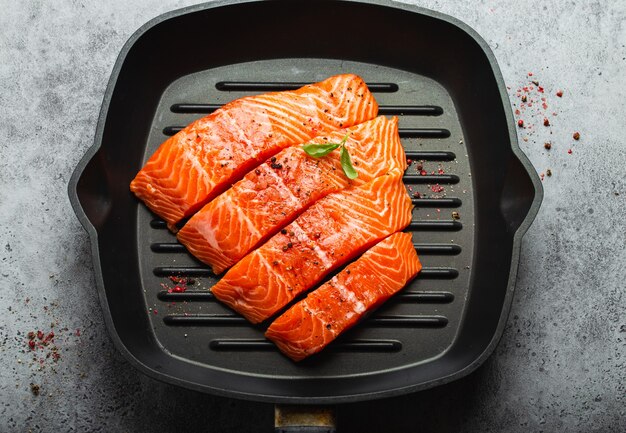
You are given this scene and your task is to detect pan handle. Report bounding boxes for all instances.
[274,405,336,433]
[499,153,539,233]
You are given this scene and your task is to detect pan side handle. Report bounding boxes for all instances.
[499,153,540,234]
[275,405,336,433]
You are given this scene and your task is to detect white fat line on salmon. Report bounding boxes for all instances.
[245,100,312,142]
[308,79,369,118]
[169,161,194,196]
[193,219,221,252]
[140,183,182,224]
[327,76,347,95]
[368,254,403,290]
[308,128,348,145]
[338,220,374,241]
[300,297,353,338]
[327,76,365,107]
[332,277,367,315]
[356,149,401,175]
[196,196,262,251]
[289,221,334,269]
[247,97,319,127]
[255,253,293,304]
[222,111,257,154]
[286,310,319,346]
[336,85,366,119]
[322,213,384,237]
[354,97,377,124]
[180,148,214,189]
[228,195,264,240]
[232,103,275,137]
[260,165,302,208]
[267,121,306,145]
[331,194,394,223]
[246,97,312,123]
[308,92,352,124]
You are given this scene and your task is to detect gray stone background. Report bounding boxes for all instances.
[1,0,624,431]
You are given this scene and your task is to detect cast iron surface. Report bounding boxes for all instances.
[68,0,541,403]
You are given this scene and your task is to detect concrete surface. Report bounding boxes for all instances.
[1,0,624,432]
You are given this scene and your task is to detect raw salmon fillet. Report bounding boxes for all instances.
[130,74,378,227]
[177,116,407,275]
[266,232,421,361]
[210,169,413,323]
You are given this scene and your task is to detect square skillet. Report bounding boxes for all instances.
[68,0,542,403]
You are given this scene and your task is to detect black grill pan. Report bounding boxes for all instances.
[68,0,542,404]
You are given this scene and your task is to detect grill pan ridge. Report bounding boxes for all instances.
[68,0,542,403]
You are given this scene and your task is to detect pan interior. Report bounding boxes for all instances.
[139,59,473,378]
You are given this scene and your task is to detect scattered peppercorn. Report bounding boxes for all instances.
[544,142,552,150]
[254,169,261,175]
[531,80,539,86]
[521,95,527,102]
[546,169,552,177]
[573,132,580,140]
[412,191,421,199]
[30,383,40,396]
[270,162,283,169]
[543,118,550,126]
[568,149,573,154]
[517,119,524,127]
[281,229,287,235]
[287,242,293,249]
[556,90,563,97]
[169,276,194,285]
[452,211,460,220]
[282,245,288,252]
[270,157,276,163]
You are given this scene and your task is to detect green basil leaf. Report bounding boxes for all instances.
[340,146,358,179]
[301,142,341,158]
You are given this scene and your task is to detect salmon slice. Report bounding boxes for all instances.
[177,116,407,275]
[210,169,413,323]
[265,232,421,361]
[130,74,378,227]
